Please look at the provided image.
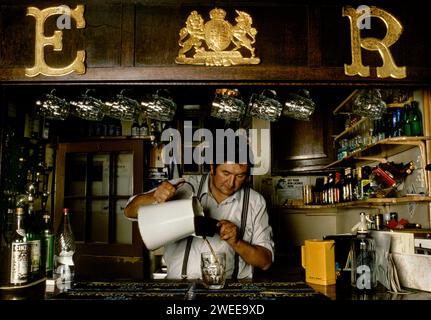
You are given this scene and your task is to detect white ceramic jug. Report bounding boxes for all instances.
[137,196,205,250]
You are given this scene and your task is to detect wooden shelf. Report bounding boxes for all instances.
[59,135,156,142]
[386,98,414,108]
[332,89,360,115]
[325,136,431,169]
[333,117,368,142]
[280,196,431,209]
[332,90,413,116]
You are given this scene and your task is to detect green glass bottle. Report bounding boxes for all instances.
[26,196,42,282]
[42,211,54,278]
[403,103,412,136]
[410,101,423,136]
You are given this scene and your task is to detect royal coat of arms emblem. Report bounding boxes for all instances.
[175,8,260,66]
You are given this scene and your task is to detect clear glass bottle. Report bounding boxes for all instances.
[350,212,377,290]
[54,208,76,284]
[10,208,29,285]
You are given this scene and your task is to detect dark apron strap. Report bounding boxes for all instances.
[232,185,250,280]
[181,174,208,279]
[181,236,194,279]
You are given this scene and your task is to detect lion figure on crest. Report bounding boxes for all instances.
[232,10,257,57]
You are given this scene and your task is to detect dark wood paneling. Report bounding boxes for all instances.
[135,5,181,66]
[82,3,123,67]
[0,4,35,67]
[320,5,350,68]
[75,254,145,280]
[0,1,430,83]
[271,87,346,173]
[251,5,308,66]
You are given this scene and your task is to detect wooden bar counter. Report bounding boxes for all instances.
[1,271,431,319]
[2,267,430,301]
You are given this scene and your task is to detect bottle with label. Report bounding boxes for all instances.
[26,196,42,281]
[350,212,377,290]
[54,208,76,284]
[10,208,29,285]
[342,167,353,202]
[42,211,55,278]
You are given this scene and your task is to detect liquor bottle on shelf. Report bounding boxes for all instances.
[313,177,324,205]
[409,101,423,136]
[403,103,412,137]
[322,176,329,204]
[353,167,361,200]
[326,174,335,204]
[391,107,404,137]
[343,168,353,202]
[9,208,29,286]
[25,196,42,281]
[41,117,50,140]
[54,208,76,284]
[42,211,54,278]
[334,172,343,203]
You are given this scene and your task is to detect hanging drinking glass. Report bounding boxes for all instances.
[141,89,177,122]
[248,89,283,121]
[70,89,106,121]
[352,89,387,120]
[36,90,70,120]
[283,89,316,121]
[104,90,139,121]
[211,89,246,122]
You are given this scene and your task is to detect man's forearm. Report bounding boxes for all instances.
[231,240,272,270]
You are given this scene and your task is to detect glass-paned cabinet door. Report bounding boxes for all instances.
[55,140,145,276]
[116,153,133,196]
[116,199,132,245]
[91,154,110,196]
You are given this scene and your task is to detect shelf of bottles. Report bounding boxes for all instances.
[285,160,426,209]
[326,136,431,169]
[328,96,427,168]
[0,120,54,289]
[284,91,430,210]
[282,196,431,209]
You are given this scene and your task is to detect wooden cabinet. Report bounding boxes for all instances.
[54,139,149,280]
[271,89,343,174]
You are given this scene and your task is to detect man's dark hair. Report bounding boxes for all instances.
[211,135,254,175]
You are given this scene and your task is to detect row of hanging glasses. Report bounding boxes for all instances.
[211,88,317,122]
[35,88,317,124]
[36,89,178,122]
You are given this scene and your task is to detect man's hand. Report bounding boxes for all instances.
[216,219,273,271]
[217,219,240,248]
[153,180,181,203]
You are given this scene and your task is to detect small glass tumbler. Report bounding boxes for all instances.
[201,252,226,289]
